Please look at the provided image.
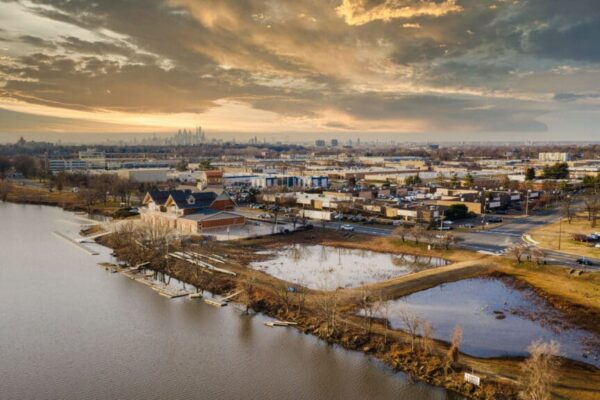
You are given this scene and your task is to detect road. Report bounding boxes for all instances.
[319,210,600,268]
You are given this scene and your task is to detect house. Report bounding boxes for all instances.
[140,189,244,234]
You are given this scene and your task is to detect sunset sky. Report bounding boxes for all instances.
[1,0,600,142]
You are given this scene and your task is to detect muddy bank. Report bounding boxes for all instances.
[489,270,600,338]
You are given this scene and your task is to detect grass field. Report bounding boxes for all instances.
[529,214,600,259]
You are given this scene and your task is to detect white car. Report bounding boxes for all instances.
[340,224,355,231]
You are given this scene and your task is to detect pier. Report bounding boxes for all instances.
[52,231,99,255]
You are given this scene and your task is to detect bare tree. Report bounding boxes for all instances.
[560,197,575,224]
[393,225,412,242]
[530,247,545,265]
[508,244,529,264]
[376,291,390,349]
[270,283,293,316]
[398,304,423,353]
[412,225,426,245]
[445,324,463,374]
[437,233,456,250]
[358,287,377,336]
[237,277,257,315]
[422,320,435,356]
[316,290,340,338]
[582,195,600,227]
[519,340,561,400]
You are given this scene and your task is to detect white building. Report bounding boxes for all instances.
[539,152,571,162]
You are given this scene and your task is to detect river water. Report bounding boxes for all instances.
[0,203,457,400]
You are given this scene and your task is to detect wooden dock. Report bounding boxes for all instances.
[204,298,227,307]
[168,252,237,276]
[264,320,298,327]
[52,231,99,255]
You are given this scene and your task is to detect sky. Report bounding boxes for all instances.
[1,0,600,143]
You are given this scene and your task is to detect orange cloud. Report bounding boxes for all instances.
[336,0,463,26]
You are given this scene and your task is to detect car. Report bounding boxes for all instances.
[461,223,475,229]
[576,258,594,266]
[340,224,355,231]
[494,210,508,215]
[487,217,503,223]
[436,226,452,231]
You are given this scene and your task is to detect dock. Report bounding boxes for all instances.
[77,231,111,243]
[264,320,298,327]
[52,231,99,255]
[189,292,203,299]
[168,252,237,276]
[204,298,227,307]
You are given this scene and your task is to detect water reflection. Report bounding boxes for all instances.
[251,244,448,290]
[0,202,456,400]
[380,277,600,366]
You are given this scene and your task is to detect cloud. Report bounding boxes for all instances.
[336,0,463,26]
[0,0,598,137]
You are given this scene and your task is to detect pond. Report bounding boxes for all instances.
[250,244,448,290]
[379,277,600,366]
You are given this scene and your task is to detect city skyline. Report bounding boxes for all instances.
[1,0,600,142]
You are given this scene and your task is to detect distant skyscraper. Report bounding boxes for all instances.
[315,139,326,147]
[331,139,339,147]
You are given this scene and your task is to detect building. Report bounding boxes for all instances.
[141,189,245,234]
[78,149,106,169]
[315,140,326,147]
[539,152,571,162]
[331,139,339,147]
[117,168,169,183]
[49,148,106,172]
[250,174,328,189]
[197,170,224,189]
[48,159,88,172]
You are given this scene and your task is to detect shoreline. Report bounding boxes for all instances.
[4,195,600,399]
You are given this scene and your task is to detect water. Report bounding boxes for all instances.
[250,244,448,290]
[0,203,456,400]
[380,277,600,366]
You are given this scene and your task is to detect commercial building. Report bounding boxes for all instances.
[539,152,571,162]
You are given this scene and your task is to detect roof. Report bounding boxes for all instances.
[168,191,218,209]
[145,190,182,206]
[181,210,243,222]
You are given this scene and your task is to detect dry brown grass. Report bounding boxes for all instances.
[496,259,600,313]
[529,214,600,259]
[322,234,484,263]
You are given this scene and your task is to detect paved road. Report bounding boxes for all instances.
[319,211,600,268]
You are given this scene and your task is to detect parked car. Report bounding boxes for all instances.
[576,258,594,266]
[340,224,355,231]
[461,223,475,229]
[487,217,503,223]
[436,226,452,231]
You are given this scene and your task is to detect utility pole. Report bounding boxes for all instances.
[525,190,531,216]
[558,217,563,250]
